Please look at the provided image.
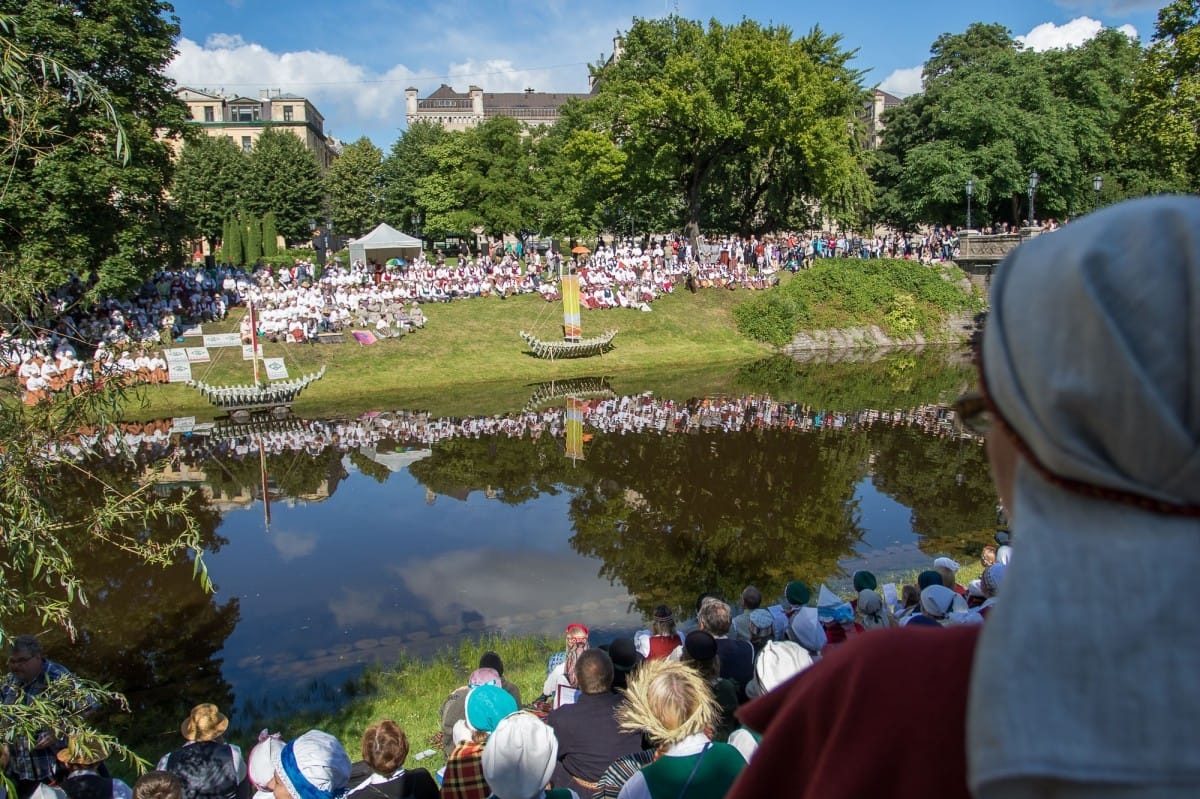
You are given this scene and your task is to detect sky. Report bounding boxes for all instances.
[164,0,1165,149]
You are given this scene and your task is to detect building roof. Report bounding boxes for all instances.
[875,89,904,107]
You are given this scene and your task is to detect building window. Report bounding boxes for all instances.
[241,136,252,152]
[203,105,214,122]
[233,106,260,122]
[282,105,293,121]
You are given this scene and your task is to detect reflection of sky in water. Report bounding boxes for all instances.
[209,458,937,705]
[211,461,641,704]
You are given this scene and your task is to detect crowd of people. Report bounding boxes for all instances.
[36,394,970,470]
[6,196,1194,799]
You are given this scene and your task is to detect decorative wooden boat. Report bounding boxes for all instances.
[523,376,616,412]
[521,269,617,359]
[188,302,325,420]
[520,329,617,360]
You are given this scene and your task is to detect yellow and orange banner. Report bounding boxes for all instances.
[565,396,585,462]
[562,274,582,341]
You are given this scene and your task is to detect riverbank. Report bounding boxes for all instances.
[132,288,768,419]
[212,561,987,778]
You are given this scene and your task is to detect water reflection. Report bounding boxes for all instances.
[27,350,997,738]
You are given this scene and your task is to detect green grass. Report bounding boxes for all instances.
[228,635,562,776]
[129,289,769,418]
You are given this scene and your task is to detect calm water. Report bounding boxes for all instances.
[30,348,998,745]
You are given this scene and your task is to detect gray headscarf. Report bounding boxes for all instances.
[968,196,1200,794]
[856,589,889,629]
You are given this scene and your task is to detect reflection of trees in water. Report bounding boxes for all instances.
[407,433,585,505]
[202,445,348,501]
[12,460,238,759]
[568,429,871,617]
[735,351,973,411]
[866,424,998,562]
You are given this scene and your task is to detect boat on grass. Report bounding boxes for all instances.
[521,267,617,360]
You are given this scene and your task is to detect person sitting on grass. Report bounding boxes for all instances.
[614,659,745,799]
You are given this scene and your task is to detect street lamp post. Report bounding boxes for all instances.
[1092,174,1103,212]
[1028,170,1040,227]
[965,178,974,230]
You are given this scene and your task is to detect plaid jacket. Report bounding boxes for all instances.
[441,741,488,799]
[1,660,95,782]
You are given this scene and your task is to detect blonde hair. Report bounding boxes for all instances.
[617,658,718,746]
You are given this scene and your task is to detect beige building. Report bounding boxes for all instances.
[404,84,591,131]
[405,35,623,131]
[174,87,340,169]
[863,88,903,150]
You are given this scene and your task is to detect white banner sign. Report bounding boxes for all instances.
[186,347,211,363]
[172,417,196,434]
[165,348,191,366]
[263,358,288,380]
[167,360,193,383]
[203,333,242,348]
[180,324,203,338]
[241,343,263,360]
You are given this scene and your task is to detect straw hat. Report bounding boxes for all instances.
[56,734,108,767]
[181,703,229,742]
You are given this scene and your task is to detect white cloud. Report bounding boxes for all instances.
[878,66,923,98]
[1017,16,1138,51]
[169,35,424,144]
[267,528,317,560]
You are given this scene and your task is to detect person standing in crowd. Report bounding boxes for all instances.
[2,636,98,799]
[157,704,246,799]
[55,736,131,799]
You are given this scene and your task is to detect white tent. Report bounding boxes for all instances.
[348,223,423,264]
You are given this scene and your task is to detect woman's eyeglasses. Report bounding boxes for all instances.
[954,391,993,436]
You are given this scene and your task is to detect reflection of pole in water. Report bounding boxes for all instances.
[257,432,271,530]
[565,396,586,464]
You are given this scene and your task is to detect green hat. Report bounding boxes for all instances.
[853,570,878,592]
[782,580,811,610]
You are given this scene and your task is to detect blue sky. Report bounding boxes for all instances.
[164,0,1164,148]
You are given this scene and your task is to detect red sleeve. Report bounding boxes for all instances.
[729,626,980,799]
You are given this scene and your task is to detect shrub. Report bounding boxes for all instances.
[735,258,979,345]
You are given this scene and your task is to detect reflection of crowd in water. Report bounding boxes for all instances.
[44,393,970,466]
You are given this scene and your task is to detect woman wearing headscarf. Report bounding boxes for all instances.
[614,659,745,799]
[542,624,590,709]
[854,589,893,630]
[965,196,1200,797]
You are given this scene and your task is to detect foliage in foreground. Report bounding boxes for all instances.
[734,259,980,346]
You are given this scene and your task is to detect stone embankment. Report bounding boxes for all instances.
[783,312,982,358]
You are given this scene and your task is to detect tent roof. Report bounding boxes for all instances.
[351,223,421,248]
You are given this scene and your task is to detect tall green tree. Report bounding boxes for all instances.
[0,0,188,301]
[1121,0,1200,192]
[380,120,449,234]
[261,211,279,256]
[873,23,1141,228]
[325,137,383,237]
[171,134,247,250]
[412,118,537,240]
[243,213,262,263]
[0,8,211,770]
[588,16,871,243]
[223,215,244,266]
[243,127,324,245]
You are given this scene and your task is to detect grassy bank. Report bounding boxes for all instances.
[216,558,989,777]
[131,288,767,418]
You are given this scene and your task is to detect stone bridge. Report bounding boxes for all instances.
[955,228,1042,291]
